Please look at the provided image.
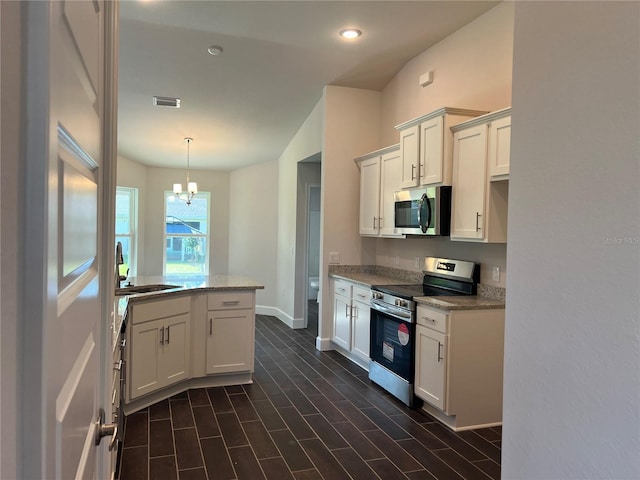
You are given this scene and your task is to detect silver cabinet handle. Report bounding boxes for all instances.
[166,325,170,344]
[345,304,350,317]
[120,338,126,349]
[373,217,377,229]
[437,342,443,362]
[378,217,382,228]
[222,300,240,305]
[209,318,213,335]
[113,360,123,372]
[476,212,482,232]
[351,305,356,319]
[422,316,436,324]
[411,164,416,180]
[160,327,165,345]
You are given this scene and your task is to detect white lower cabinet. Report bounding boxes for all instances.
[206,291,255,375]
[331,279,371,366]
[415,324,447,410]
[128,296,191,401]
[351,292,371,364]
[414,303,505,431]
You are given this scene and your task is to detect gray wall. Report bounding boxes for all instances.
[503,2,640,477]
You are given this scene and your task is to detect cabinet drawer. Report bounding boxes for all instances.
[208,291,254,310]
[334,280,352,298]
[130,296,190,325]
[417,305,448,333]
[352,285,370,304]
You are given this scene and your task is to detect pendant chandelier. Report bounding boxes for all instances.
[173,137,198,206]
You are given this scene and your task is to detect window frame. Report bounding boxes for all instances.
[115,186,138,277]
[163,191,210,276]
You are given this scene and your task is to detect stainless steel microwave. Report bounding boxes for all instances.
[394,186,451,235]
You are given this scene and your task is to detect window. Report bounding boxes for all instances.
[115,187,138,276]
[164,192,209,275]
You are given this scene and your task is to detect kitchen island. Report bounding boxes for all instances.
[115,275,264,414]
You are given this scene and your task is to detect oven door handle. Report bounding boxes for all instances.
[371,300,413,322]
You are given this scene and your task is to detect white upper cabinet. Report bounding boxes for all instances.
[450,108,511,243]
[488,113,511,180]
[356,145,404,238]
[396,108,487,188]
[358,156,381,236]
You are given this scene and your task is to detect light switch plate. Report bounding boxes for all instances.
[329,252,340,264]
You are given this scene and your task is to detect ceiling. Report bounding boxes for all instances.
[118,1,500,171]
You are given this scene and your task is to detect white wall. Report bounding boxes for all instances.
[229,160,279,310]
[318,85,382,344]
[503,2,640,478]
[373,1,514,287]
[276,99,324,325]
[380,2,514,144]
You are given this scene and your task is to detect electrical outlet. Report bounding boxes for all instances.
[329,252,340,264]
[492,266,501,282]
[414,257,421,269]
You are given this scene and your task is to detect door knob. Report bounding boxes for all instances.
[95,408,118,451]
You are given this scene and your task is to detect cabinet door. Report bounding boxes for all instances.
[400,125,420,188]
[206,309,254,374]
[489,116,511,179]
[359,157,380,235]
[351,300,370,363]
[451,124,488,239]
[332,294,352,350]
[415,325,447,410]
[129,318,164,400]
[162,313,190,387]
[379,149,404,237]
[419,115,444,185]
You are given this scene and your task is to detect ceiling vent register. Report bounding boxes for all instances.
[153,96,181,108]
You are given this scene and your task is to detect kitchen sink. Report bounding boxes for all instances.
[115,284,180,296]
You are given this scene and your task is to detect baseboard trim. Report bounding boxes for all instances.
[315,337,333,351]
[256,305,305,330]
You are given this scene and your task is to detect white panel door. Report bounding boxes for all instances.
[451,124,488,239]
[415,325,447,410]
[162,313,191,385]
[359,157,380,235]
[379,149,404,237]
[21,1,117,479]
[419,115,445,185]
[206,309,254,374]
[400,125,420,188]
[489,116,511,178]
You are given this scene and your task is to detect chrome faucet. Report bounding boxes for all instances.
[115,242,127,289]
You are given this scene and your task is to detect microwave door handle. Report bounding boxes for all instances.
[420,193,431,233]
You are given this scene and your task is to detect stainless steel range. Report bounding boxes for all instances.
[369,257,479,407]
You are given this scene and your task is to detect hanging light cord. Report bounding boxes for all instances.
[186,137,192,187]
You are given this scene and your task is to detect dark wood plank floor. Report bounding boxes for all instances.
[119,314,501,480]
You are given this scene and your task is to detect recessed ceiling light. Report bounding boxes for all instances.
[207,45,223,56]
[339,29,362,39]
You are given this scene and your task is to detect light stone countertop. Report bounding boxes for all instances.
[114,275,264,342]
[328,266,505,311]
[120,275,264,298]
[415,295,505,311]
[329,272,417,288]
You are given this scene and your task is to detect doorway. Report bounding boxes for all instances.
[295,156,321,336]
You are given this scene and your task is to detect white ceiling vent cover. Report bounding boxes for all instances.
[153,96,181,108]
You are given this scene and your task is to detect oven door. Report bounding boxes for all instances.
[369,301,415,382]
